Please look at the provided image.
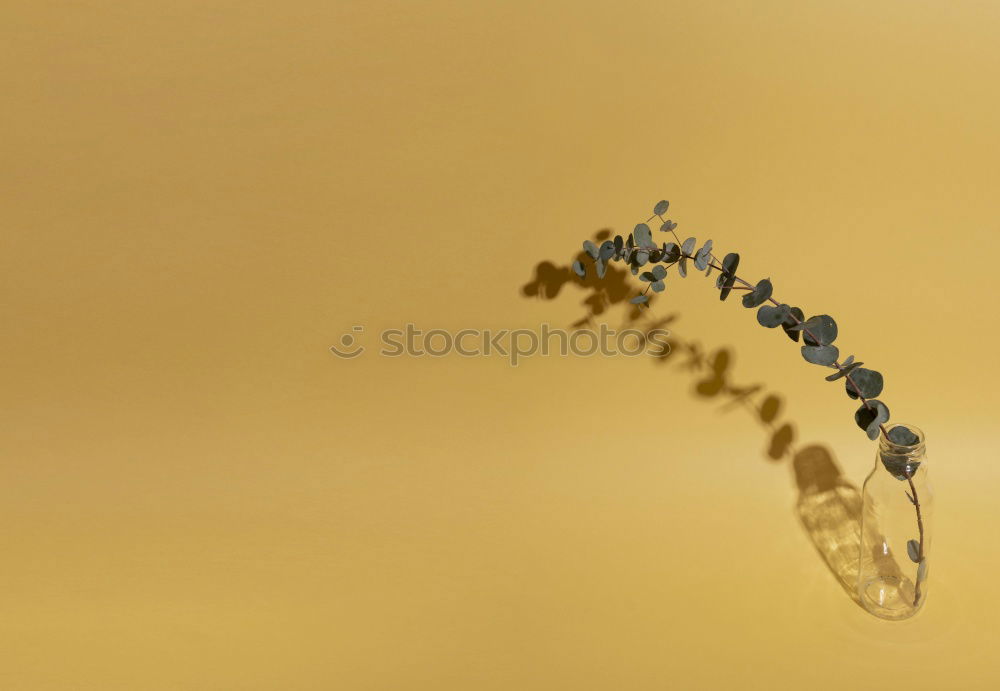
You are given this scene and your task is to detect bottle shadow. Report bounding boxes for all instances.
[522,230,864,606]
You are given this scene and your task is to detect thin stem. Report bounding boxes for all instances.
[906,473,926,605]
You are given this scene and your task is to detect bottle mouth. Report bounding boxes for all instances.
[879,423,925,452]
[879,423,925,480]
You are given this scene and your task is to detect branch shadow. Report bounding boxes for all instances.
[522,229,864,606]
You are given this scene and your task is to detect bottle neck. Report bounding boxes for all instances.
[878,423,926,480]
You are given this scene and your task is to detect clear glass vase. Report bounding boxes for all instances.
[857,423,932,620]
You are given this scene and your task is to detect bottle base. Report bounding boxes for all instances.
[859,576,922,620]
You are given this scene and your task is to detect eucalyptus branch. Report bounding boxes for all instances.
[574,199,926,602]
[573,199,932,597]
[574,199,891,441]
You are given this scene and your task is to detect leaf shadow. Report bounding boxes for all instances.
[522,229,864,606]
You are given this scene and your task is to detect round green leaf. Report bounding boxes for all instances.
[718,253,740,301]
[845,367,883,399]
[634,224,655,249]
[887,425,919,446]
[781,307,805,342]
[801,344,839,366]
[757,303,790,328]
[854,399,890,440]
[653,200,669,216]
[694,240,713,270]
[741,278,773,308]
[793,315,838,346]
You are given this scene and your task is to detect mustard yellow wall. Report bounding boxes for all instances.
[2,1,998,689]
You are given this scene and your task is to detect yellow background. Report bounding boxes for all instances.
[2,1,998,688]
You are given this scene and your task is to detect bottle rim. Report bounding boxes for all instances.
[879,422,926,457]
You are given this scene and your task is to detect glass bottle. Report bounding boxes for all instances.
[857,423,932,620]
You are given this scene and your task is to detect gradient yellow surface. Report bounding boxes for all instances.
[2,1,999,689]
